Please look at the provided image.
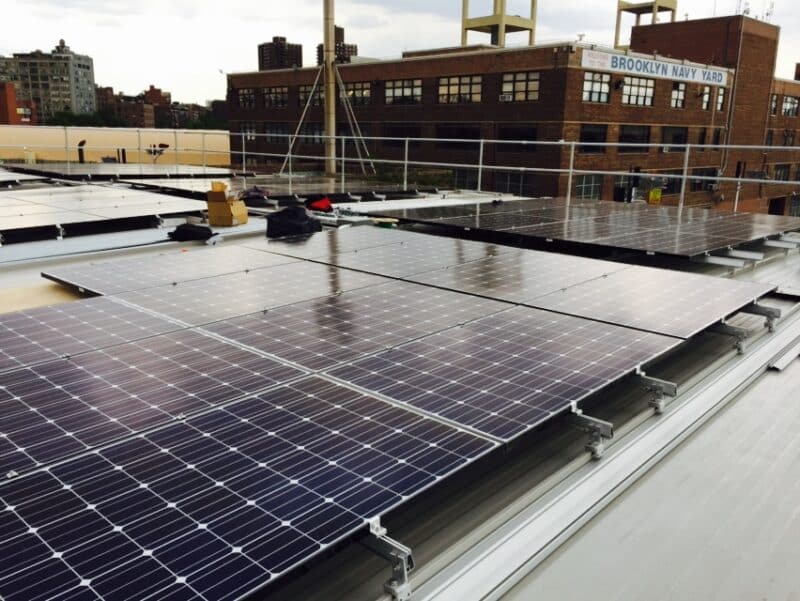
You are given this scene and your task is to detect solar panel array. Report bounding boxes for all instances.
[366,199,800,257]
[1,225,778,599]
[10,163,233,179]
[0,185,205,232]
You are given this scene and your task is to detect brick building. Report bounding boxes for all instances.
[227,14,800,215]
[258,37,303,71]
[0,82,36,125]
[316,26,358,66]
[95,86,155,128]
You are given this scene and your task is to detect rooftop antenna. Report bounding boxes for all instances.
[577,33,586,42]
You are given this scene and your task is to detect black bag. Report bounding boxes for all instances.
[266,206,322,238]
[168,223,214,241]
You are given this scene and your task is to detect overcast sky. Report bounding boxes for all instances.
[1,0,798,104]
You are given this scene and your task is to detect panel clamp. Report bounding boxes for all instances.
[636,370,678,415]
[362,518,414,601]
[709,321,751,354]
[568,409,613,460]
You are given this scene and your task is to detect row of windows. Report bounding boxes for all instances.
[583,71,726,110]
[579,124,724,153]
[770,94,800,117]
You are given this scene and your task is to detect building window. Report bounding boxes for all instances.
[712,128,724,146]
[438,75,482,104]
[497,125,538,153]
[435,124,481,149]
[579,124,608,153]
[701,85,711,110]
[385,79,422,105]
[263,87,288,108]
[697,128,707,151]
[716,88,726,111]
[237,88,256,109]
[622,76,655,106]
[662,126,688,152]
[299,85,324,107]
[575,174,604,200]
[783,96,799,117]
[784,130,796,146]
[241,122,258,141]
[502,71,540,101]
[383,123,423,147]
[582,71,611,103]
[265,123,289,143]
[690,167,718,192]
[770,94,779,116]
[765,130,774,146]
[671,82,686,109]
[662,169,683,194]
[790,196,800,217]
[345,82,371,106]
[619,125,651,153]
[299,123,324,144]
[775,164,790,181]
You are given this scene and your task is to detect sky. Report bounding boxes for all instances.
[1,0,798,105]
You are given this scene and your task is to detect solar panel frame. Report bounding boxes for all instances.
[0,376,497,601]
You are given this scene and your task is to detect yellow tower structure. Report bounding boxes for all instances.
[614,0,678,49]
[461,0,538,47]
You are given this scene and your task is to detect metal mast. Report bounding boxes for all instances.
[324,0,337,177]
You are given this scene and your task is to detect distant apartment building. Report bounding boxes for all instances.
[316,26,358,66]
[0,82,36,125]
[258,37,303,71]
[0,40,95,122]
[143,85,171,107]
[95,85,155,128]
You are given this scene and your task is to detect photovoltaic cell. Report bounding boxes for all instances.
[203,280,510,371]
[114,261,387,326]
[328,306,680,441]
[42,246,300,295]
[0,297,180,375]
[0,376,496,601]
[0,329,304,475]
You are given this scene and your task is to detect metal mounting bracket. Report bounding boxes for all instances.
[742,302,781,332]
[763,238,799,250]
[55,224,65,240]
[568,409,614,460]
[362,519,414,601]
[637,372,678,415]
[723,248,764,262]
[709,321,750,354]
[691,253,746,268]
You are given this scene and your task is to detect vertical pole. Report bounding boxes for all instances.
[241,131,247,188]
[323,0,337,177]
[63,126,69,175]
[403,138,410,190]
[201,132,207,174]
[341,136,346,192]
[477,139,485,192]
[566,141,576,203]
[461,0,469,46]
[678,143,691,211]
[734,176,743,213]
[288,137,294,196]
[137,129,142,175]
[174,129,179,168]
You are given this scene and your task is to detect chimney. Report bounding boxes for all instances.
[795,63,800,81]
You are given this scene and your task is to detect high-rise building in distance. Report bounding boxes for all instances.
[258,37,303,71]
[316,26,358,66]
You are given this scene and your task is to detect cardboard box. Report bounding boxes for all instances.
[207,199,249,226]
[206,190,227,203]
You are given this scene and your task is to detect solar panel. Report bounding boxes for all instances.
[529,267,776,338]
[0,297,180,375]
[42,246,300,295]
[203,280,510,371]
[366,199,800,258]
[407,247,630,304]
[0,185,206,232]
[0,169,47,185]
[114,261,388,327]
[0,376,496,601]
[11,163,233,179]
[328,306,680,441]
[0,329,305,475]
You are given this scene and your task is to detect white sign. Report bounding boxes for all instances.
[582,49,729,87]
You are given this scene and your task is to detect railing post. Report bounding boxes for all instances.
[174,129,179,168]
[403,138,409,190]
[566,141,577,203]
[733,174,743,213]
[137,128,142,165]
[241,130,247,188]
[288,136,293,196]
[201,132,207,174]
[63,126,69,175]
[341,136,346,193]
[477,139,485,192]
[678,143,692,211]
